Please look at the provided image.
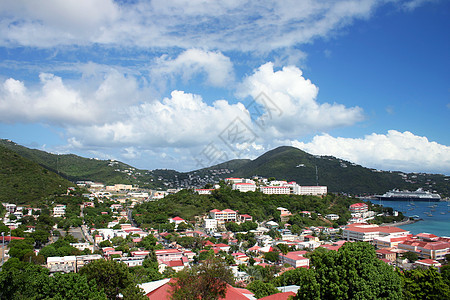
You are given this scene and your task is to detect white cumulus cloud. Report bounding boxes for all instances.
[237,62,364,138]
[152,49,234,87]
[292,130,450,174]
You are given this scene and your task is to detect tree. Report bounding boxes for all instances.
[171,258,234,300]
[247,280,279,298]
[295,242,402,300]
[399,267,450,300]
[79,259,146,300]
[264,251,280,263]
[402,251,419,262]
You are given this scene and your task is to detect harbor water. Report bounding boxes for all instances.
[367,199,450,237]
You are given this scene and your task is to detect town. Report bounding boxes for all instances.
[1,176,449,299]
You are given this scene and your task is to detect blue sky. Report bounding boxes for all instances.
[0,0,449,174]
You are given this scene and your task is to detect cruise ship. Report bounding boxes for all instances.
[375,189,441,201]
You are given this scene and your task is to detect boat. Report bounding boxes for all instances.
[375,188,441,202]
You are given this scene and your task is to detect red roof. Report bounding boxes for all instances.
[350,203,368,207]
[416,259,440,265]
[259,291,296,300]
[165,260,184,267]
[145,279,253,300]
[1,236,24,242]
[210,209,221,213]
[222,209,236,213]
[171,216,185,221]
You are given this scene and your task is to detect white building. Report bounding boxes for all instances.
[296,186,327,196]
[53,205,66,218]
[204,218,218,231]
[195,189,214,195]
[259,186,291,195]
[209,209,237,224]
[342,223,410,242]
[325,214,340,221]
[232,183,257,192]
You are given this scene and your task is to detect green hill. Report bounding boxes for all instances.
[0,139,160,188]
[0,145,73,205]
[224,146,449,196]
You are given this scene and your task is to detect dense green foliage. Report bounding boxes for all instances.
[39,235,83,259]
[133,187,361,228]
[78,259,146,300]
[398,267,450,299]
[0,260,107,299]
[246,280,280,298]
[270,242,403,300]
[0,139,160,188]
[0,145,73,205]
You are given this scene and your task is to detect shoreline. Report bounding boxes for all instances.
[380,218,420,227]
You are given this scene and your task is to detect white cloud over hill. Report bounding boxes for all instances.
[292,131,450,174]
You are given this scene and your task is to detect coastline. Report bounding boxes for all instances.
[380,218,420,227]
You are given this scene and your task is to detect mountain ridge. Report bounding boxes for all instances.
[1,139,448,196]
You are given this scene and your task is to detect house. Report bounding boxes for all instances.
[279,251,309,268]
[239,214,253,222]
[325,214,339,220]
[155,249,183,262]
[158,257,188,273]
[376,249,396,262]
[113,256,144,267]
[414,259,442,268]
[168,216,186,228]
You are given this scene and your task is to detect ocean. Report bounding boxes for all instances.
[366,199,450,237]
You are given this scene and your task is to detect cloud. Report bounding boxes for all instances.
[152,49,234,87]
[292,130,450,174]
[0,70,141,126]
[0,0,384,51]
[66,90,250,149]
[237,62,364,138]
[402,0,438,11]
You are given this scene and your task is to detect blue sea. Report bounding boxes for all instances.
[365,199,450,237]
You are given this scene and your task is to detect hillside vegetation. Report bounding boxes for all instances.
[0,139,160,188]
[132,185,364,229]
[0,145,73,205]
[199,146,450,196]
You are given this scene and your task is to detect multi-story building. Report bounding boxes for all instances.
[232,183,257,192]
[204,218,218,231]
[209,209,237,223]
[349,203,369,214]
[53,205,66,218]
[295,185,328,195]
[259,186,291,195]
[279,251,310,268]
[155,249,183,262]
[342,223,410,242]
[398,239,449,260]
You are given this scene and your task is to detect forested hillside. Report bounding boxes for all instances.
[0,145,73,205]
